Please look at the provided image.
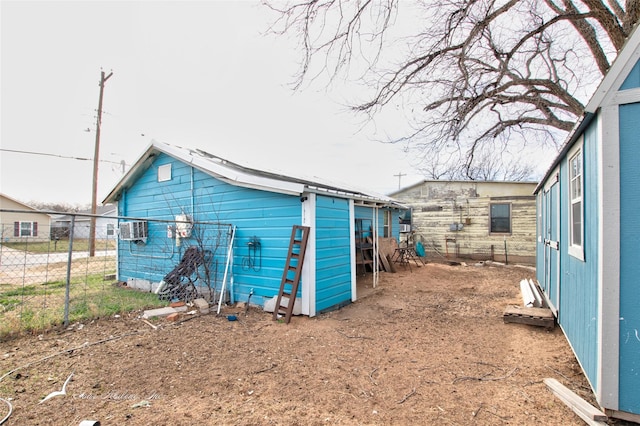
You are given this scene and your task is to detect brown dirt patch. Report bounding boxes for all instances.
[0,262,617,425]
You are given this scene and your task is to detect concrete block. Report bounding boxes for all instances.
[193,298,209,314]
[263,295,302,316]
[127,278,152,292]
[142,307,178,319]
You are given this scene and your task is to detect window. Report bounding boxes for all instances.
[158,163,172,182]
[14,221,38,237]
[383,210,391,237]
[568,142,584,259]
[490,203,511,233]
[106,223,115,236]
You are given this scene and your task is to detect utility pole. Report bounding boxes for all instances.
[89,70,113,257]
[394,172,406,190]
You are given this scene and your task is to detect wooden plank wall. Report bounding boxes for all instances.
[393,181,537,264]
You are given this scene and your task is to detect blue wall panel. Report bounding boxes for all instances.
[315,195,352,313]
[618,102,640,414]
[557,120,600,390]
[117,153,302,305]
[620,59,640,90]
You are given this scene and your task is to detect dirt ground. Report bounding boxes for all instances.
[0,261,629,425]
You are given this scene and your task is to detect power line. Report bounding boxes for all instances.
[0,148,127,166]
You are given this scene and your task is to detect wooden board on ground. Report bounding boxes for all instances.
[503,305,555,329]
[378,237,399,259]
[385,254,397,273]
[544,378,608,425]
[379,251,391,272]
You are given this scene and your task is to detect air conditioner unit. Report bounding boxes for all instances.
[119,221,148,243]
[399,224,412,233]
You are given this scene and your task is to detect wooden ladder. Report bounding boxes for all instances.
[273,225,310,324]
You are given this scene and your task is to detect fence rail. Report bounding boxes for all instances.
[0,209,231,340]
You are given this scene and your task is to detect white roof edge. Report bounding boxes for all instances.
[104,141,403,205]
[586,23,640,112]
[186,154,305,195]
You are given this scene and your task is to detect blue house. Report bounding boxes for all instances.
[535,24,640,422]
[103,141,406,317]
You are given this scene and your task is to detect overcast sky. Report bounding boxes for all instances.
[1,0,427,206]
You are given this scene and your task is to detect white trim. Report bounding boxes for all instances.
[567,139,585,261]
[597,105,620,409]
[372,207,379,288]
[349,200,357,302]
[613,87,640,106]
[187,154,305,196]
[586,24,640,113]
[301,193,316,317]
[542,169,560,316]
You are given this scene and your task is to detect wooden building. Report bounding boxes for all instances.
[391,180,537,264]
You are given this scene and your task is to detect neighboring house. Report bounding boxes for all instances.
[52,205,117,239]
[103,141,407,317]
[390,180,537,264]
[534,24,640,422]
[0,193,51,242]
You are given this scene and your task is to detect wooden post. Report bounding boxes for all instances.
[89,70,113,257]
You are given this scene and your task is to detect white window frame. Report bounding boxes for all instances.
[568,139,585,260]
[20,221,35,237]
[383,210,391,237]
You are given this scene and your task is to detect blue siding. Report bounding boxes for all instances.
[354,205,389,237]
[556,121,600,390]
[620,59,640,90]
[618,102,640,414]
[117,153,302,304]
[315,195,352,313]
[391,208,404,241]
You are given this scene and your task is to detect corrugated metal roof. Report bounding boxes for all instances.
[103,141,406,208]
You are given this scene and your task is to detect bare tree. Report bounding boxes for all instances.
[265,0,639,177]
[417,145,536,181]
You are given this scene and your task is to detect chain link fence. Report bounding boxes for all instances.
[0,210,232,340]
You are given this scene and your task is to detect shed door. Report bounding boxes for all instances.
[542,174,560,315]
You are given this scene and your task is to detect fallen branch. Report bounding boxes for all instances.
[0,332,139,382]
[336,330,373,340]
[545,365,571,382]
[397,388,416,404]
[369,367,378,385]
[472,403,484,417]
[141,319,158,330]
[253,363,277,374]
[453,367,518,384]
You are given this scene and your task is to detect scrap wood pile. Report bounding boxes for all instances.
[503,278,555,329]
[377,237,399,272]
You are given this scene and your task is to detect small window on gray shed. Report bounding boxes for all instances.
[490,203,511,233]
